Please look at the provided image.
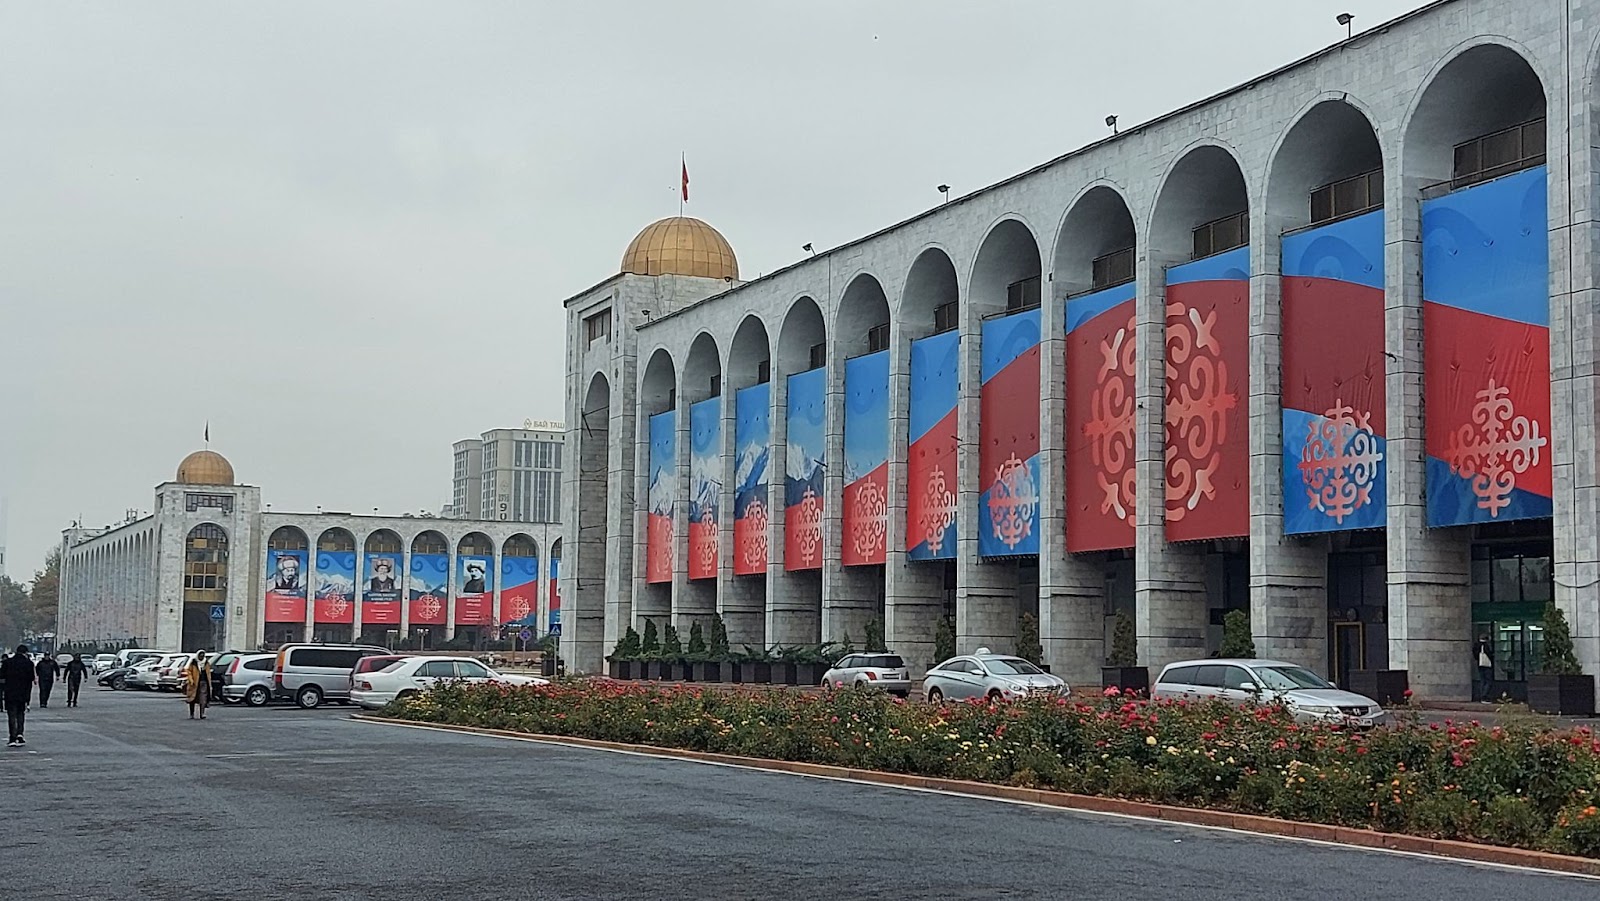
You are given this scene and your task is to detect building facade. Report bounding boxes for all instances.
[449,424,566,524]
[451,439,484,520]
[59,450,562,652]
[562,0,1600,700]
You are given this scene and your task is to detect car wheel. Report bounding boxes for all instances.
[927,686,944,704]
[111,676,126,691]
[295,685,323,710]
[987,689,1004,703]
[396,689,417,701]
[244,686,270,708]
[855,679,870,690]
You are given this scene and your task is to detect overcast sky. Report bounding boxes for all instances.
[0,1,1432,579]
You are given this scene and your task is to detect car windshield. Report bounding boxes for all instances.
[1251,666,1334,691]
[984,658,1044,676]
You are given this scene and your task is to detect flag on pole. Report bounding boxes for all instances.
[681,157,689,204]
[204,421,209,444]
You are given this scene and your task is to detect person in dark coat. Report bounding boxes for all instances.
[35,654,59,708]
[63,654,88,708]
[3,646,36,746]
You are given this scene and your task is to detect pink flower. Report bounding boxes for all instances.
[1104,686,1121,697]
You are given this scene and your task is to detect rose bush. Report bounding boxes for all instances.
[384,681,1600,858]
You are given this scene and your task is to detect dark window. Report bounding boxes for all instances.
[417,660,455,678]
[835,656,859,669]
[1159,664,1198,685]
[244,658,273,672]
[584,310,612,346]
[864,655,904,669]
[457,661,492,679]
[1309,168,1383,226]
[1451,118,1546,188]
[867,322,890,353]
[756,360,771,384]
[1092,247,1135,290]
[933,301,959,335]
[666,387,676,409]
[709,374,721,396]
[290,648,363,669]
[1192,211,1248,260]
[808,343,826,370]
[1194,665,1227,689]
[1223,666,1253,690]
[1006,275,1042,312]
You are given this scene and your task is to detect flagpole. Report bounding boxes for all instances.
[680,152,685,217]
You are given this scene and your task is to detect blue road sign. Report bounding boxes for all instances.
[519,629,533,643]
[209,605,226,621]
[548,623,562,636]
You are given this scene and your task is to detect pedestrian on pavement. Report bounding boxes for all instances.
[3,645,37,746]
[1476,633,1496,702]
[63,654,88,708]
[35,653,59,708]
[184,651,213,720]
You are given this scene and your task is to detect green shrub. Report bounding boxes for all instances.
[687,621,707,656]
[1108,610,1137,667]
[1542,602,1584,676]
[641,620,660,659]
[1016,613,1043,665]
[607,627,642,662]
[661,624,683,660]
[934,615,956,666]
[864,617,887,654]
[1220,610,1255,659]
[709,615,731,660]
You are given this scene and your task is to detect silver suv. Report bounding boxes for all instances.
[222,653,278,707]
[272,644,390,709]
[821,653,912,697]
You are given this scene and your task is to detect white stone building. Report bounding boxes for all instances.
[58,449,562,652]
[562,0,1600,701]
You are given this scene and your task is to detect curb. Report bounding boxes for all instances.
[350,714,1600,878]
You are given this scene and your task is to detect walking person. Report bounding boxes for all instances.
[184,651,213,720]
[35,653,59,708]
[1476,633,1496,703]
[3,645,37,746]
[63,654,88,708]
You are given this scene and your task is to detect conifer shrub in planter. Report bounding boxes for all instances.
[606,627,642,681]
[1017,613,1044,668]
[735,646,771,684]
[1101,610,1148,694]
[1219,609,1256,659]
[661,625,689,681]
[1528,602,1596,717]
[640,620,666,680]
[685,622,721,682]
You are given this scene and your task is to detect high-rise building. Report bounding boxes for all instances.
[450,423,565,523]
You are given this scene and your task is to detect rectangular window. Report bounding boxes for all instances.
[1192,211,1248,260]
[1450,118,1546,188]
[1308,168,1382,226]
[756,360,771,384]
[867,322,890,353]
[584,310,612,346]
[808,343,826,370]
[1091,247,1135,289]
[933,301,959,335]
[1005,275,1041,312]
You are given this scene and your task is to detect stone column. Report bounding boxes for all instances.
[1135,251,1209,669]
[956,294,1017,656]
[1249,211,1328,673]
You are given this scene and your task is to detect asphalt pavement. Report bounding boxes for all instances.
[2,686,1596,901]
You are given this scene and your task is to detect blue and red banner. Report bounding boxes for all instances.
[646,410,676,583]
[314,550,356,624]
[907,331,959,559]
[1165,245,1250,542]
[455,554,492,625]
[360,552,401,625]
[1065,282,1137,552]
[689,398,722,580]
[1422,166,1551,526]
[264,549,308,623]
[785,368,826,571]
[979,309,1041,557]
[408,553,448,626]
[734,383,770,576]
[500,555,538,627]
[548,557,561,629]
[1282,210,1387,534]
[843,350,889,566]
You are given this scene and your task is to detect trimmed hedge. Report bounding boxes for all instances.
[384,681,1600,858]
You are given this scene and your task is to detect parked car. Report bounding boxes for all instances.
[98,662,145,690]
[157,653,194,691]
[207,650,249,702]
[350,656,548,710]
[273,644,392,709]
[114,648,165,670]
[221,653,278,707]
[821,653,912,697]
[1151,659,1386,727]
[126,656,173,691]
[93,654,116,675]
[347,655,408,695]
[924,650,1067,703]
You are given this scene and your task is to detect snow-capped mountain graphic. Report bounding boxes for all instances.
[786,447,823,483]
[736,444,769,491]
[315,574,355,599]
[648,468,676,516]
[690,474,723,520]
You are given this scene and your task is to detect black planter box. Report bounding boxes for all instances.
[736,661,770,684]
[794,663,824,687]
[643,661,668,681]
[1528,673,1596,717]
[691,662,722,683]
[1349,669,1409,706]
[669,662,692,682]
[1102,666,1149,694]
[770,662,798,686]
[607,660,634,681]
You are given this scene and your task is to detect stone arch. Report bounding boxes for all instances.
[778,295,826,376]
[1148,141,1252,261]
[727,314,771,391]
[683,331,722,404]
[1266,96,1385,231]
[181,522,229,652]
[899,246,960,337]
[1401,40,1549,184]
[969,217,1043,318]
[1053,184,1137,295]
[640,347,677,415]
[835,272,891,359]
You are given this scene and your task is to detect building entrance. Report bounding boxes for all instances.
[1469,535,1553,702]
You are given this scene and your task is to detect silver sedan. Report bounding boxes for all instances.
[924,650,1067,703]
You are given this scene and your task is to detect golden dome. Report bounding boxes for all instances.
[621,217,739,281]
[177,450,235,486]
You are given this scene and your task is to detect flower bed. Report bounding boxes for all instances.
[382,681,1600,858]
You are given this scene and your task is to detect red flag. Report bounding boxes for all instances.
[681,159,689,203]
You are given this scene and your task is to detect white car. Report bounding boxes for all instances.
[93,654,116,674]
[157,653,194,691]
[127,655,177,690]
[350,656,548,710]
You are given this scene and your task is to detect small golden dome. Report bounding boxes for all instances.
[621,217,739,281]
[177,450,235,486]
